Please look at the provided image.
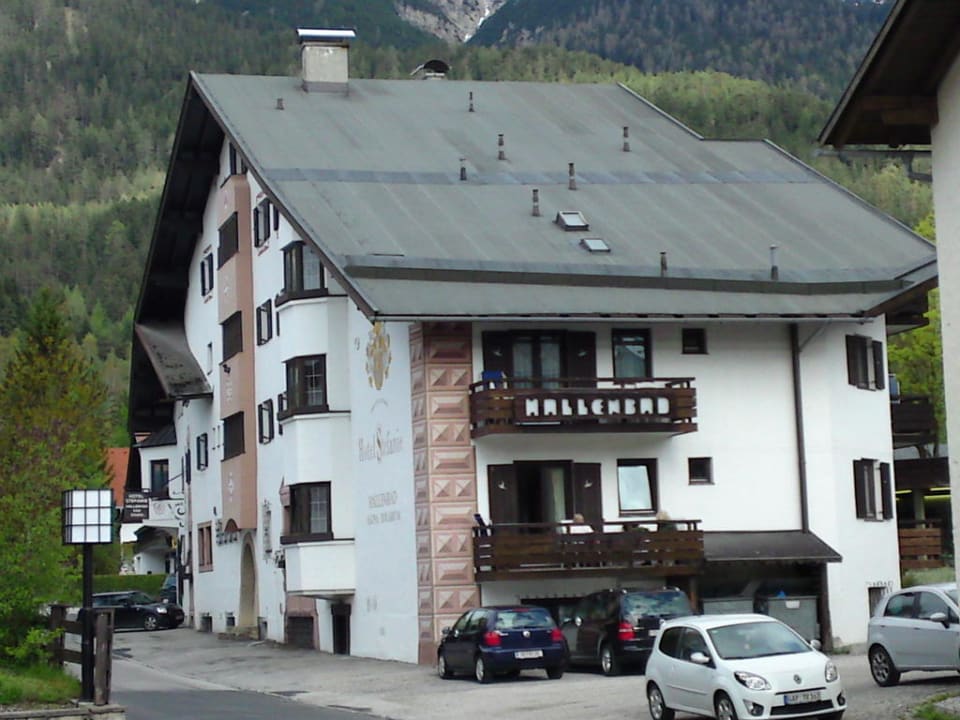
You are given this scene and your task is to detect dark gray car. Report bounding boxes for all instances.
[867,583,959,686]
[93,590,185,631]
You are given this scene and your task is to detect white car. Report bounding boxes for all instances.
[645,614,845,720]
[867,583,959,686]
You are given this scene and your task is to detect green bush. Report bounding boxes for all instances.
[902,566,956,588]
[93,573,165,598]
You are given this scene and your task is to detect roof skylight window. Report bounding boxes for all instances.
[580,237,610,253]
[555,211,589,231]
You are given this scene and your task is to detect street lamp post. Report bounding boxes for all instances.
[62,489,114,703]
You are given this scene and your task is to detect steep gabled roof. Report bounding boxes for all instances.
[820,0,960,147]
[185,73,934,321]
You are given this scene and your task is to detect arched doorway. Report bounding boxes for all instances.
[239,536,258,632]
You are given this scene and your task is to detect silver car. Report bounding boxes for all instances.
[867,583,959,686]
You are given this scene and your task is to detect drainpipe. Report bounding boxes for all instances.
[791,323,810,532]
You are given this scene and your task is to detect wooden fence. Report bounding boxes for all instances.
[48,604,114,706]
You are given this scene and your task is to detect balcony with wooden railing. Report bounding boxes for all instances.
[898,519,943,572]
[472,519,704,581]
[469,377,697,438]
[891,395,938,449]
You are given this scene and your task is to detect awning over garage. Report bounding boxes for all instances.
[704,531,842,564]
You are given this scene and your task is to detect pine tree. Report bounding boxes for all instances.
[0,289,110,662]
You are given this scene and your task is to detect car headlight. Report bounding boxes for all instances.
[156,606,168,614]
[825,660,839,682]
[734,671,772,691]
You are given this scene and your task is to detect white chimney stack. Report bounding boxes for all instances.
[297,28,356,93]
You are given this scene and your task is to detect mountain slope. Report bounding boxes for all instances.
[471,0,891,99]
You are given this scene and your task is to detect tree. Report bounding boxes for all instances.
[887,214,945,447]
[0,289,110,662]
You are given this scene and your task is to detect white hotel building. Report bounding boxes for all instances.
[127,29,937,663]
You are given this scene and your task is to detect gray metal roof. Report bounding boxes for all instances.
[704,531,841,564]
[189,74,935,319]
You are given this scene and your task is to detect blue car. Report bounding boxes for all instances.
[437,605,568,683]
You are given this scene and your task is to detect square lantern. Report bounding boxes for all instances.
[62,489,114,545]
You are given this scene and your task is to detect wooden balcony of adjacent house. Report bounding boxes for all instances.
[469,376,697,438]
[898,519,944,572]
[472,519,704,581]
[891,395,938,449]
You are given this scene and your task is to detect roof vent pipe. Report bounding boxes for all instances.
[660,251,668,276]
[276,98,284,110]
[297,28,355,93]
[532,189,541,217]
[568,163,577,191]
[469,91,475,113]
[770,245,779,280]
[623,126,630,152]
[498,134,506,161]
[460,158,467,182]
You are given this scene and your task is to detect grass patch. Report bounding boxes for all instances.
[914,693,960,720]
[0,664,80,706]
[903,566,956,587]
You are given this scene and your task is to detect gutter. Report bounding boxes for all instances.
[791,323,810,532]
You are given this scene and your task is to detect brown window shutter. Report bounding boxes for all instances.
[880,462,893,520]
[872,341,885,390]
[482,332,513,379]
[487,464,517,525]
[845,336,858,386]
[573,463,602,526]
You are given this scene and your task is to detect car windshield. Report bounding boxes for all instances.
[494,608,555,630]
[124,592,156,604]
[947,588,959,605]
[624,591,691,618]
[708,621,811,660]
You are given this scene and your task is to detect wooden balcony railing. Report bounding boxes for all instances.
[472,519,704,581]
[891,395,937,449]
[898,519,943,571]
[469,377,697,438]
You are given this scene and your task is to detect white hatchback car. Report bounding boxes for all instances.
[867,583,959,686]
[645,614,845,720]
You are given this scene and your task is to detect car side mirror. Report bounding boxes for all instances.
[441,626,451,638]
[929,611,950,628]
[809,639,822,651]
[690,651,711,665]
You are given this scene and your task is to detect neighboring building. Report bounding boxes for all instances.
[820,0,960,574]
[128,29,937,662]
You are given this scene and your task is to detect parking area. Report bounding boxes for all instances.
[113,628,960,719]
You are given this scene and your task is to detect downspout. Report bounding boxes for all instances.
[791,323,810,532]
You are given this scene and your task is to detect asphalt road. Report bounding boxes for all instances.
[112,659,373,720]
[112,628,960,720]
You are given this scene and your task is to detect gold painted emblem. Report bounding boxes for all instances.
[365,322,392,390]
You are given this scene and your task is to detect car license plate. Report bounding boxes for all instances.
[514,650,543,659]
[784,691,821,705]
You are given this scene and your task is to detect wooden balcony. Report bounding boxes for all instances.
[469,377,697,438]
[898,519,943,572]
[891,395,938,449]
[472,519,704,581]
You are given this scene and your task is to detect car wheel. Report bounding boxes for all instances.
[647,682,675,720]
[600,643,621,676]
[143,614,160,632]
[437,651,454,679]
[715,692,739,720]
[869,645,901,687]
[475,655,492,684]
[546,666,564,680]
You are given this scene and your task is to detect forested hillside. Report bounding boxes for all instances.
[0,0,930,442]
[472,0,891,99]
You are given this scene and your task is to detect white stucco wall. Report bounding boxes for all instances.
[932,52,960,584]
[348,309,419,662]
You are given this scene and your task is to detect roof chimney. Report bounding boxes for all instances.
[297,28,355,93]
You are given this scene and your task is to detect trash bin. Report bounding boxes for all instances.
[758,595,819,641]
[701,597,755,615]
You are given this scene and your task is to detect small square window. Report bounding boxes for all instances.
[254,199,271,248]
[688,457,713,484]
[682,328,707,354]
[222,312,243,361]
[258,399,275,443]
[617,459,657,514]
[580,237,610,253]
[555,210,589,231]
[196,434,209,470]
[200,254,214,296]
